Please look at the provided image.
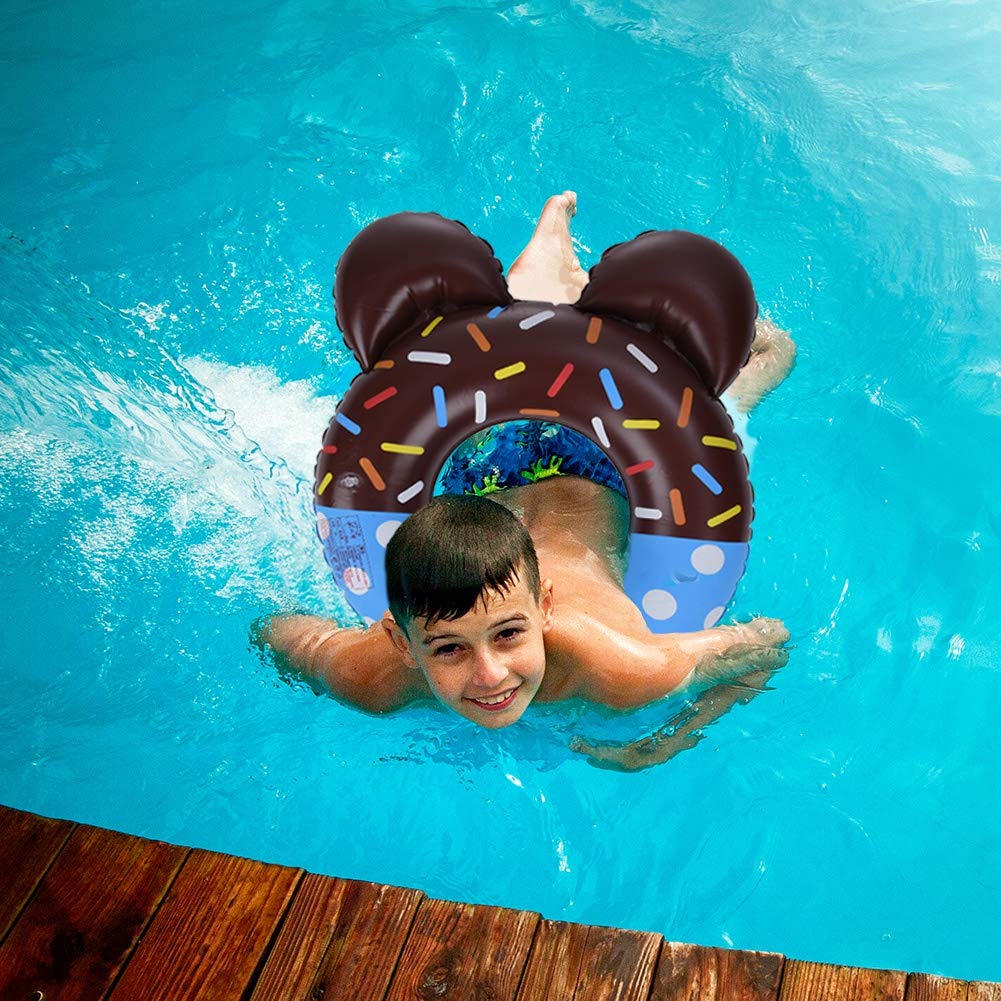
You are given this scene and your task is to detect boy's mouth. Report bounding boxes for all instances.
[465,685,521,712]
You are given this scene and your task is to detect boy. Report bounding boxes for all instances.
[261,191,795,737]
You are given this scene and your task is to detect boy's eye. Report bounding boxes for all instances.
[497,627,525,641]
[432,643,461,657]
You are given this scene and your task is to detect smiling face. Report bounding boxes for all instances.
[384,566,554,728]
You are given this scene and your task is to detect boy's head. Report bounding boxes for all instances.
[382,495,554,728]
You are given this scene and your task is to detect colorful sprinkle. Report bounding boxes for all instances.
[336,413,361,435]
[520,408,560,418]
[407,351,452,365]
[599,368,623,410]
[702,435,737,450]
[374,360,395,370]
[677,387,693,428]
[318,472,333,494]
[487,306,506,319]
[363,386,398,410]
[381,442,426,455]
[584,416,608,448]
[626,343,658,373]
[622,419,661,430]
[475,390,487,423]
[397,480,424,504]
[420,315,444,338]
[520,309,555,329]
[433,385,448,428]
[586,317,602,344]
[584,414,608,446]
[634,507,663,520]
[625,460,654,476]
[359,458,385,491]
[547,362,574,398]
[708,504,742,528]
[321,444,338,454]
[692,463,723,495]
[669,488,687,526]
[495,361,526,380]
[467,323,491,352]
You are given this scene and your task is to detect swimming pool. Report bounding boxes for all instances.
[1,0,999,981]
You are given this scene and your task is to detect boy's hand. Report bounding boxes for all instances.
[691,617,790,685]
[730,617,790,646]
[570,730,700,771]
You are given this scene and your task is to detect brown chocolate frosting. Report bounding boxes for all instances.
[317,212,756,543]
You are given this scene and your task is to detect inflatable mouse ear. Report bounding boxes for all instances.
[334,211,513,371]
[575,229,757,397]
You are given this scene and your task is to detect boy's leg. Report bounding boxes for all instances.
[506,191,589,305]
[507,193,796,410]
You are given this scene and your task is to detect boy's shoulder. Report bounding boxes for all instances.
[262,615,420,714]
[540,600,696,710]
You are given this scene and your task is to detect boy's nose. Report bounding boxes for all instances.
[470,646,508,688]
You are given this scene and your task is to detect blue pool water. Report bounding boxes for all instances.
[2,0,1000,981]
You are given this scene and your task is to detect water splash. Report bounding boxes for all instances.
[0,231,337,615]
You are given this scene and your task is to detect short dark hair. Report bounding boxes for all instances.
[385,495,541,631]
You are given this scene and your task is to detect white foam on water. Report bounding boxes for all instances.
[183,356,340,483]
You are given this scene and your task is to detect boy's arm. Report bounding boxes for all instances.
[562,609,789,710]
[252,614,420,713]
[572,663,781,771]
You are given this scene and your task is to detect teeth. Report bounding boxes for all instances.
[474,688,515,706]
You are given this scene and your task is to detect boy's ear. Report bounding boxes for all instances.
[382,614,417,669]
[334,211,513,371]
[539,578,555,633]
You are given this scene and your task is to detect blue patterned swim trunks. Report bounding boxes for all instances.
[433,419,627,498]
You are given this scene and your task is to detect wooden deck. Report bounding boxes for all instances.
[0,803,997,1001]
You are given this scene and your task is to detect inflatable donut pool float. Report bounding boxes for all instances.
[314,211,757,633]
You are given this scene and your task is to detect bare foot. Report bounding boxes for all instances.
[728,317,796,414]
[506,190,589,304]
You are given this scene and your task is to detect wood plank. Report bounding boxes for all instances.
[574,925,662,999]
[907,974,969,1001]
[780,960,907,1001]
[651,941,784,1001]
[0,804,75,943]
[385,897,539,1001]
[0,821,187,1001]
[107,848,301,1001]
[249,873,424,1001]
[2,806,999,1001]
[968,985,1001,1001]
[517,920,591,999]
[518,921,662,1000]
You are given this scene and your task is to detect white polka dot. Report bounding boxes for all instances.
[691,544,725,575]
[315,512,330,541]
[704,606,726,628]
[642,589,678,621]
[343,566,371,595]
[376,519,402,548]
